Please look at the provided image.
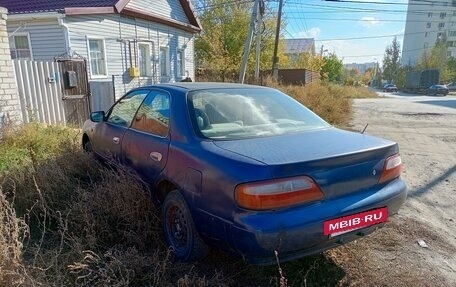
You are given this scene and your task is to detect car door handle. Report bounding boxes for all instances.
[112,137,120,144]
[150,152,162,162]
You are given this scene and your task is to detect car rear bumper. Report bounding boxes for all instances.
[229,178,407,265]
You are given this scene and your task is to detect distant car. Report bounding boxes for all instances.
[447,82,456,91]
[426,84,449,96]
[82,83,407,265]
[383,84,398,92]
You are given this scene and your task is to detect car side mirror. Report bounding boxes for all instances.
[90,111,105,122]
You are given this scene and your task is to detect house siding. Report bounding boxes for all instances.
[65,13,195,96]
[125,0,190,24]
[7,18,66,60]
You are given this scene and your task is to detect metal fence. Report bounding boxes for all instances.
[13,59,66,125]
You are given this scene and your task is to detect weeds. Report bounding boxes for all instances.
[261,78,376,126]
[0,124,239,286]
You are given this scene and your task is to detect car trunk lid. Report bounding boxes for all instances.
[213,127,398,199]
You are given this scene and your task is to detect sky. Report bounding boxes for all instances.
[270,0,409,65]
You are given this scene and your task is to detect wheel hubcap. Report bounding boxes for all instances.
[167,205,189,253]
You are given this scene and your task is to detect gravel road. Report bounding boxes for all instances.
[342,91,456,286]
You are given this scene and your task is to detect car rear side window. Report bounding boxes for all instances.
[107,90,149,127]
[131,91,170,137]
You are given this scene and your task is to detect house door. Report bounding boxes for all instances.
[56,59,91,127]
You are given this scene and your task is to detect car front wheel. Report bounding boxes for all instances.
[162,190,209,262]
[83,139,92,153]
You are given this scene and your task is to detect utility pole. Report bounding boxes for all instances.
[239,0,259,84]
[254,0,264,82]
[272,0,284,81]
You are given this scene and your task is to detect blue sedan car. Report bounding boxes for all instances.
[82,83,407,265]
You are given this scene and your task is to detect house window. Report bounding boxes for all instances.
[9,34,32,59]
[176,49,185,78]
[138,44,151,77]
[440,12,446,19]
[426,23,431,29]
[425,32,429,38]
[439,22,445,29]
[428,12,432,18]
[449,31,456,37]
[88,38,107,77]
[160,47,169,77]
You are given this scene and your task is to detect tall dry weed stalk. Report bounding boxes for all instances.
[0,187,29,286]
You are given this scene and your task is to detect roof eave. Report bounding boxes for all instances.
[7,11,64,21]
[179,0,202,32]
[64,7,116,15]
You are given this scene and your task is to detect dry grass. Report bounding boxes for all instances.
[261,78,377,126]
[0,124,223,286]
[1,122,450,285]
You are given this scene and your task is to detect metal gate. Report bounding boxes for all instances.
[57,59,91,127]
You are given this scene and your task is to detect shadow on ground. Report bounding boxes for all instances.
[194,250,346,287]
[408,165,456,199]
[419,100,456,109]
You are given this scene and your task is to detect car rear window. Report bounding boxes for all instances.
[188,88,329,140]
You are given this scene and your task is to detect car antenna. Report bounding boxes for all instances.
[361,123,369,134]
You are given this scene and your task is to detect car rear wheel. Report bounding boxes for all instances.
[162,190,209,262]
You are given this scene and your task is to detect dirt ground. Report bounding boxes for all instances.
[339,91,456,286]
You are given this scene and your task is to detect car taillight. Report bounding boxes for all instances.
[235,176,324,210]
[379,154,402,183]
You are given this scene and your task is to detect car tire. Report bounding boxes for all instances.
[83,139,92,153]
[162,190,209,262]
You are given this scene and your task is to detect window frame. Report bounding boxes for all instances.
[130,89,171,137]
[138,43,152,77]
[160,46,170,78]
[176,48,185,78]
[9,33,33,60]
[106,89,151,127]
[87,37,108,79]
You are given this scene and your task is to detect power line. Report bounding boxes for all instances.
[277,16,455,23]
[342,45,435,59]
[193,0,253,11]
[316,0,451,6]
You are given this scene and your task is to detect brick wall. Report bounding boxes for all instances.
[0,7,21,127]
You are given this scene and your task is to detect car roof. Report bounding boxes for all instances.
[143,82,270,91]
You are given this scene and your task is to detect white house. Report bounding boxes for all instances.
[3,0,201,109]
[402,0,456,66]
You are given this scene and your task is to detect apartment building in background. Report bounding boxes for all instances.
[402,0,456,66]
